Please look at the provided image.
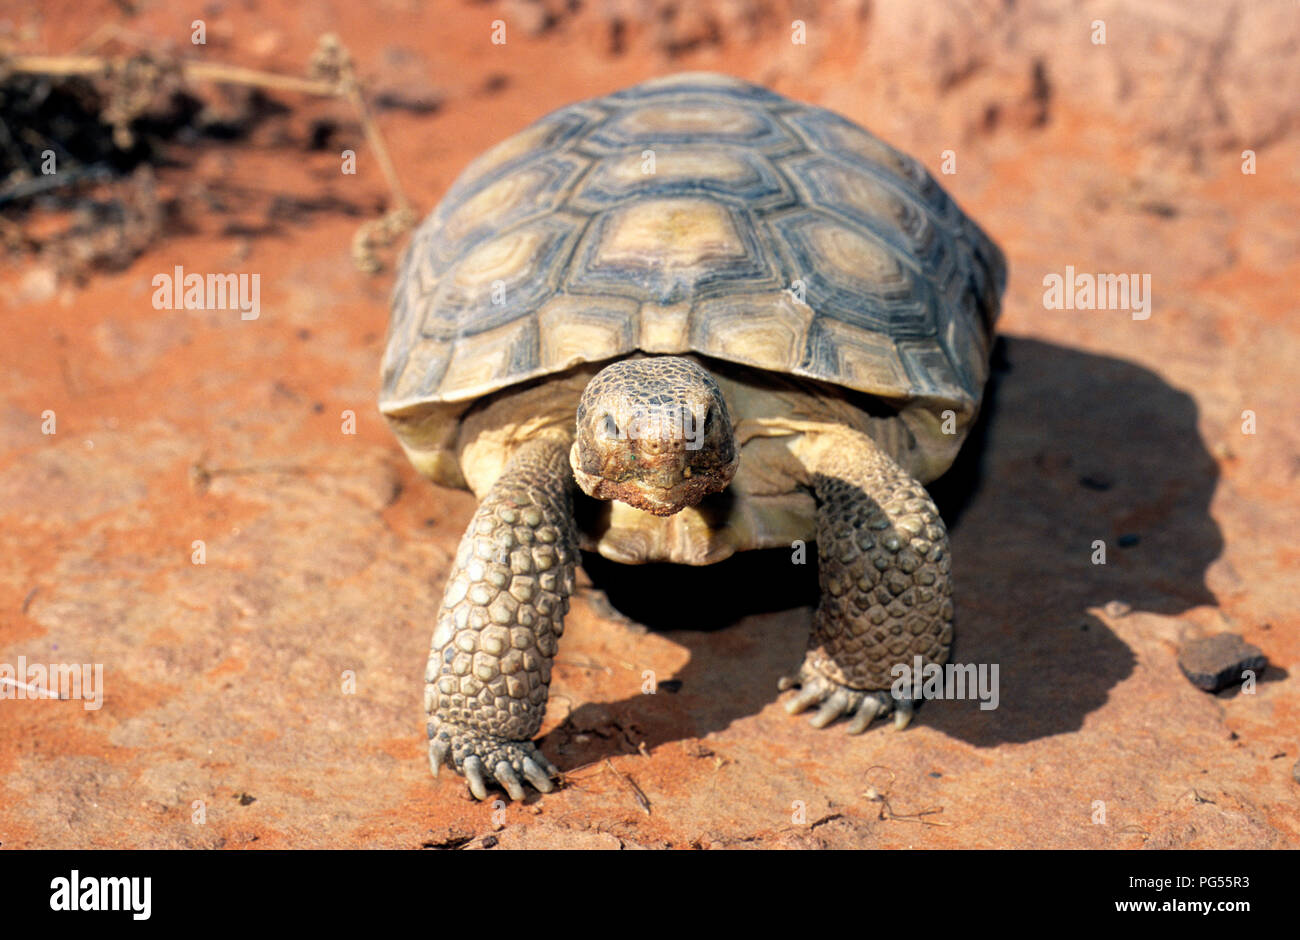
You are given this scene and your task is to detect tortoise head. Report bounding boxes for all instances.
[570,357,738,516]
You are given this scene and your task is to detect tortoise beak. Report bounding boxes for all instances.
[570,443,736,516]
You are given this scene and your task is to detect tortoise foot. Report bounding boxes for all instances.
[778,656,913,734]
[428,721,560,801]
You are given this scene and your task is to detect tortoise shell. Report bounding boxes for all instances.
[381,72,1005,488]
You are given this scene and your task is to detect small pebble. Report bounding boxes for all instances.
[1103,600,1131,619]
[1177,633,1268,692]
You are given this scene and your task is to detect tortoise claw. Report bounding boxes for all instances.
[521,757,555,793]
[494,761,526,801]
[809,688,852,728]
[893,697,915,731]
[845,696,883,735]
[429,738,449,777]
[463,756,489,801]
[785,683,825,715]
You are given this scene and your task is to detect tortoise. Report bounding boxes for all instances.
[380,72,1005,801]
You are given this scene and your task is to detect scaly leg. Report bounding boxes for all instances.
[425,434,577,800]
[781,428,954,733]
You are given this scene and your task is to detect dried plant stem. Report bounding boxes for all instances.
[3,35,415,271]
[5,54,339,97]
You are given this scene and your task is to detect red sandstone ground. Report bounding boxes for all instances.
[1,0,1297,849]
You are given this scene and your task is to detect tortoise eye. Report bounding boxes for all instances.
[602,414,620,439]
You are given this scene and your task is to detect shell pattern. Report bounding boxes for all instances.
[381,72,1005,461]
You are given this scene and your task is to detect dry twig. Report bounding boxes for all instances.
[2,32,414,272]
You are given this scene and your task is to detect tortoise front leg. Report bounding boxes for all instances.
[425,435,577,800]
[782,428,954,732]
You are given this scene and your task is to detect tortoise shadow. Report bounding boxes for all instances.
[552,336,1223,761]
